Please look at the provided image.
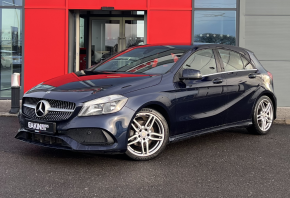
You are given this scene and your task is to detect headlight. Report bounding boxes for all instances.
[78,95,128,116]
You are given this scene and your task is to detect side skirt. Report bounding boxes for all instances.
[169,120,252,143]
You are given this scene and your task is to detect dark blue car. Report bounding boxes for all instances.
[16,44,276,160]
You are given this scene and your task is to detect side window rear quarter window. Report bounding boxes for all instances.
[241,56,255,70]
[218,49,244,72]
[182,49,217,76]
[218,49,256,71]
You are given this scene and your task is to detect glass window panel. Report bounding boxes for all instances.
[219,49,230,65]
[93,46,186,74]
[228,51,243,70]
[80,17,85,48]
[245,63,255,70]
[125,20,144,48]
[194,11,236,45]
[241,56,249,67]
[79,17,87,70]
[0,8,22,98]
[0,0,22,6]
[218,50,243,71]
[240,56,255,70]
[195,0,236,8]
[91,20,120,65]
[182,49,217,75]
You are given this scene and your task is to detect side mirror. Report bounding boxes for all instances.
[180,69,202,80]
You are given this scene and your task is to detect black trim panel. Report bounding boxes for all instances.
[169,120,252,142]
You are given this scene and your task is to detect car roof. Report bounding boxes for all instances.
[138,43,252,60]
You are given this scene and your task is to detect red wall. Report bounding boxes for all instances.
[24,0,192,92]
[69,0,147,10]
[25,0,66,8]
[148,10,191,44]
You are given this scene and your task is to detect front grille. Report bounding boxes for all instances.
[22,97,76,121]
[24,97,75,109]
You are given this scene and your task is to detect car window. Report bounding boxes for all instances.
[218,49,244,72]
[92,46,186,74]
[241,56,255,70]
[245,64,255,70]
[182,49,217,75]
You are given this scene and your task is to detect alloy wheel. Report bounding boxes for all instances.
[257,99,273,131]
[127,112,165,157]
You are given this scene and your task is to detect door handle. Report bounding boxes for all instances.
[248,73,256,79]
[212,78,223,84]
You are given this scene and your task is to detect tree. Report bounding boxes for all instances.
[194,33,236,45]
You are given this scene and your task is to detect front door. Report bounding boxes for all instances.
[87,17,144,69]
[174,49,228,135]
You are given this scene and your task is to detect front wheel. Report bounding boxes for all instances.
[247,96,274,135]
[125,108,169,161]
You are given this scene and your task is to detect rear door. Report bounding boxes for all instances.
[217,49,260,124]
[174,48,228,135]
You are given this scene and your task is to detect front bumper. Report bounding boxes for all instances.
[15,106,135,153]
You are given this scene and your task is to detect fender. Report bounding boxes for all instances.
[124,92,176,136]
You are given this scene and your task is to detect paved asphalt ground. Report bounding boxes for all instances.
[1,117,290,198]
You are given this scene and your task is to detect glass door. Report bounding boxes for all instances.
[0,8,22,97]
[87,17,144,68]
[89,17,121,68]
[72,12,145,71]
[124,18,145,48]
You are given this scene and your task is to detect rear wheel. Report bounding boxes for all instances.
[247,96,274,135]
[125,108,169,161]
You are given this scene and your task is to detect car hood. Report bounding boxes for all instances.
[24,71,162,104]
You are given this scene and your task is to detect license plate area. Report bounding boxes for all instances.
[24,119,56,134]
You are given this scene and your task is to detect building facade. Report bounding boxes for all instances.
[0,0,289,106]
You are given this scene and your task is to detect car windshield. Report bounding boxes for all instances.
[91,46,186,74]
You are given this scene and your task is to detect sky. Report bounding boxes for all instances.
[194,11,236,37]
[195,0,236,8]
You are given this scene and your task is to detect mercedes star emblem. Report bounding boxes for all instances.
[35,100,50,117]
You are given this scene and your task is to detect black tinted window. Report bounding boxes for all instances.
[182,49,217,75]
[92,46,185,74]
[218,49,243,71]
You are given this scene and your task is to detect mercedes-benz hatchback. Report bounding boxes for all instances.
[16,44,276,160]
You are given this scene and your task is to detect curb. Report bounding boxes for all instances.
[0,112,18,117]
[274,119,290,125]
[0,112,289,125]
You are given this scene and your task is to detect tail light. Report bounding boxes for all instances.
[267,71,273,80]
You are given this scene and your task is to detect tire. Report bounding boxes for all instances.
[247,96,274,135]
[125,108,169,161]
